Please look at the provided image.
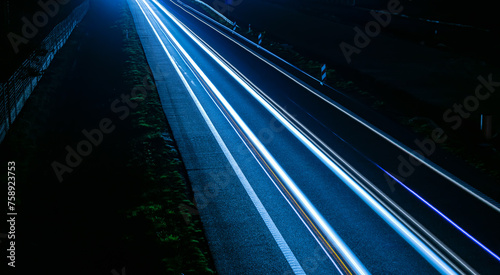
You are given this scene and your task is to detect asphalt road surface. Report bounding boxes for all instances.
[128,0,500,273]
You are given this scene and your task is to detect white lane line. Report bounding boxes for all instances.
[131,0,306,273]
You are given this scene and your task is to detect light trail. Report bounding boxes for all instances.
[158,1,500,271]
[131,0,307,273]
[148,1,459,274]
[383,168,500,263]
[136,0,371,273]
[165,2,500,268]
[172,0,500,216]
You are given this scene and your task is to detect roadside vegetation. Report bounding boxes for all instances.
[0,0,215,273]
[117,3,215,273]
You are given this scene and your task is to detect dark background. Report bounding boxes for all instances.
[2,0,497,82]
[1,0,85,82]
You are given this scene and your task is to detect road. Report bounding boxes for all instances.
[128,0,500,273]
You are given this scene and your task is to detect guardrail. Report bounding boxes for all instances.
[0,0,89,144]
[193,0,234,25]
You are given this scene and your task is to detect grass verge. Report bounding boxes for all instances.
[110,2,216,274]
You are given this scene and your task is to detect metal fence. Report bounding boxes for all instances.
[0,0,89,144]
